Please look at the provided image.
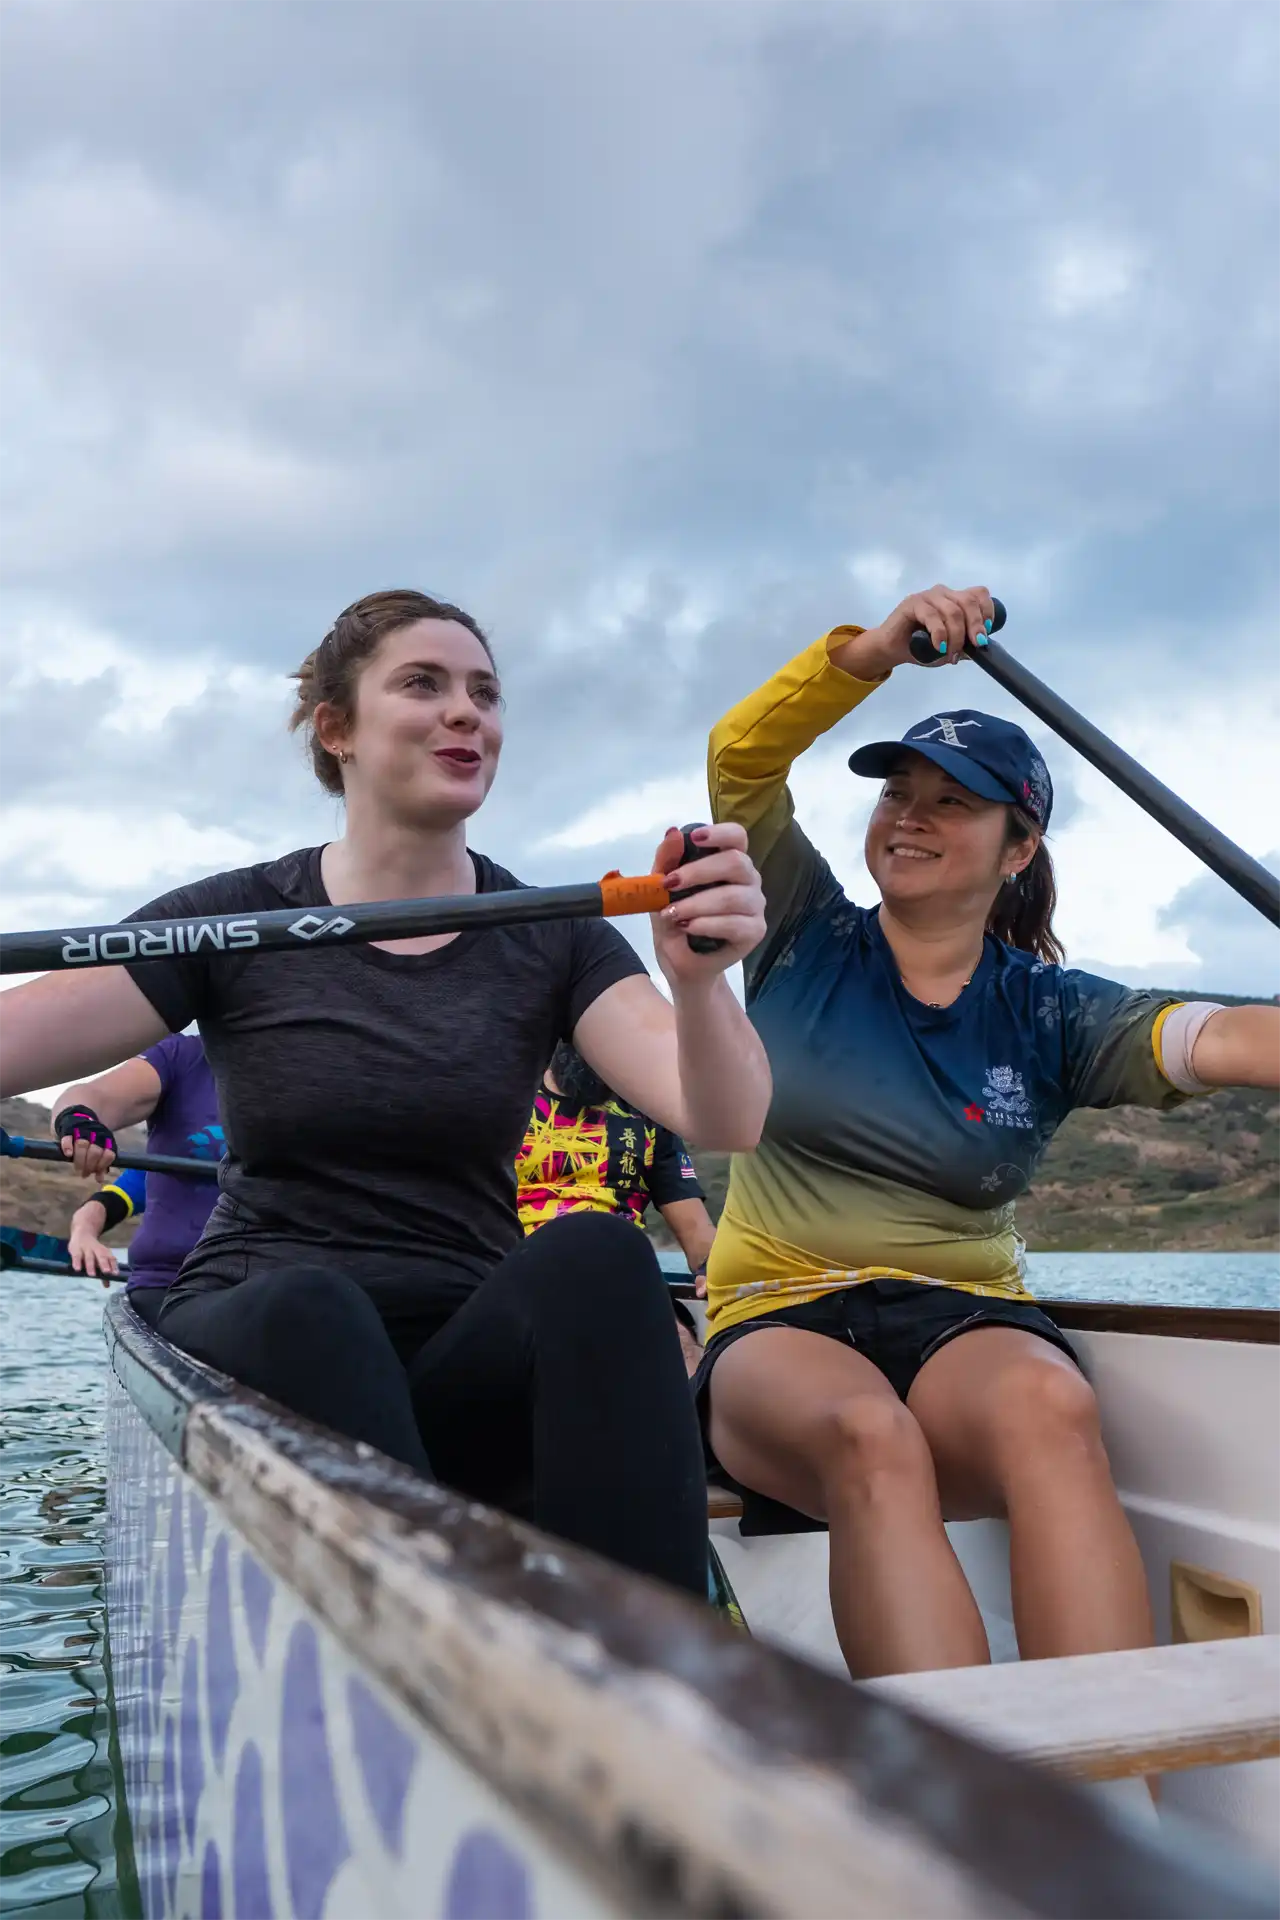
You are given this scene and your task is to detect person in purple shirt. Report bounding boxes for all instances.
[56,1035,221,1321]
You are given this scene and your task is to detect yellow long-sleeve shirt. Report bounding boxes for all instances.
[703,630,1188,1339]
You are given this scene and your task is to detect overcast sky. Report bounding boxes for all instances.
[2,0,1277,1009]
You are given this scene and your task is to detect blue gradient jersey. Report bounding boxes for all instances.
[704,629,1191,1337]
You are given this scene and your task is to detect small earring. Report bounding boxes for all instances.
[338,750,350,765]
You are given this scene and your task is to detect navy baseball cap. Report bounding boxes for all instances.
[848,709,1053,828]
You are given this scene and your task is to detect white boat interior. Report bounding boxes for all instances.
[691,1289,1280,1873]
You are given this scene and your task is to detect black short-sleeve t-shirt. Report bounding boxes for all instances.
[646,1127,704,1210]
[124,846,647,1296]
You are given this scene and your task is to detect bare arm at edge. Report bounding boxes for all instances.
[0,970,170,1099]
[1191,1005,1280,1089]
[657,1196,717,1275]
[56,1056,165,1132]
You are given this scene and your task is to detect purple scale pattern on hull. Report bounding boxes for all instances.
[105,1366,553,1920]
[281,1621,351,1918]
[240,1554,273,1666]
[181,1634,205,1850]
[148,1558,166,1727]
[347,1674,417,1857]
[233,1741,273,1920]
[201,1839,222,1920]
[445,1829,534,1920]
[166,1484,186,1658]
[189,1486,207,1572]
[163,1713,179,1907]
[206,1535,237,1774]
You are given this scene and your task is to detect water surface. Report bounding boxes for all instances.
[1026,1249,1278,1308]
[2,1274,124,1917]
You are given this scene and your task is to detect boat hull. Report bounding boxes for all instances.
[101,1293,1277,1920]
[106,1360,622,1920]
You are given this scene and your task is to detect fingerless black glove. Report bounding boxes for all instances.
[53,1105,117,1156]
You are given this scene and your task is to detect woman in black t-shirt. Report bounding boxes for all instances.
[4,589,770,1594]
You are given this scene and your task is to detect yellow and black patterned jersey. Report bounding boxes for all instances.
[517,1085,703,1234]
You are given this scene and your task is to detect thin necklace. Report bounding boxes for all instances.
[876,911,983,1008]
[903,953,983,1008]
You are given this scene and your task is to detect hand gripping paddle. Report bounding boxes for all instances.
[666,827,728,955]
[909,596,1008,664]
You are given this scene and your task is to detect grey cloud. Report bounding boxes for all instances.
[1,0,1275,987]
[1155,857,1280,999]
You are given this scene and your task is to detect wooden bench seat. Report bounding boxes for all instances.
[707,1487,744,1520]
[865,1634,1280,1781]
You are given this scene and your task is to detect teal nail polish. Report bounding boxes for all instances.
[938,640,947,655]
[984,617,993,633]
[976,634,989,648]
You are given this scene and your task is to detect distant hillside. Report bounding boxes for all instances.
[2,1097,147,1243]
[677,1083,1279,1255]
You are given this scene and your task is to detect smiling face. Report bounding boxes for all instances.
[315,618,504,828]
[865,751,1037,918]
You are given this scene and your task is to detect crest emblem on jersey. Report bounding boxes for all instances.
[980,1065,1035,1130]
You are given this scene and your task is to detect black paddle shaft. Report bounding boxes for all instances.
[906,596,1277,926]
[0,1130,217,1178]
[970,640,1280,927]
[0,880,607,976]
[0,833,728,976]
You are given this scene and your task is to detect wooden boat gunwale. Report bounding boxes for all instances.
[102,1291,1277,1919]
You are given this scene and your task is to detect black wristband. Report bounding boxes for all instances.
[53,1105,117,1155]
[91,1186,132,1233]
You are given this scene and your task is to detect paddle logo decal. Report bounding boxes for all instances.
[58,920,261,964]
[287,914,356,942]
[979,1065,1035,1130]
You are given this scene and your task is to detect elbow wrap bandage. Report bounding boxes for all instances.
[1156,1002,1225,1094]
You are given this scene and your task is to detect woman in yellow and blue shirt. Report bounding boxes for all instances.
[698,581,1279,1681]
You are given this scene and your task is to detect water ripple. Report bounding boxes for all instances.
[1,1272,131,1917]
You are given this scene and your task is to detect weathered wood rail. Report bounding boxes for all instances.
[105,1295,1278,1919]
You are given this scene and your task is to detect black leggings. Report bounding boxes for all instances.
[151,1214,707,1595]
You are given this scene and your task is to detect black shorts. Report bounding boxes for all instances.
[693,1279,1078,1536]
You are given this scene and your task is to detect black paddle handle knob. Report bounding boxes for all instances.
[909,596,1006,665]
[668,825,726,955]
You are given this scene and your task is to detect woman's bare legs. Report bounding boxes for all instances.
[906,1328,1154,1661]
[708,1328,988,1678]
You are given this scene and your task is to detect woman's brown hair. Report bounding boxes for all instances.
[986,806,1064,965]
[290,589,495,796]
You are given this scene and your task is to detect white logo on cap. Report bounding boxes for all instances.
[911,717,981,749]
